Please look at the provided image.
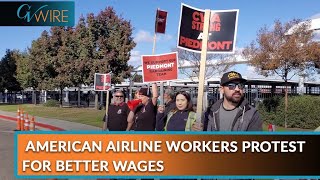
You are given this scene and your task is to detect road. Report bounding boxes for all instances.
[0,118,40,180]
[0,119,19,180]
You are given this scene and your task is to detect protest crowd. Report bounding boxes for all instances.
[103,71,263,132]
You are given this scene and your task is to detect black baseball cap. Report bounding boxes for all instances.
[220,71,247,85]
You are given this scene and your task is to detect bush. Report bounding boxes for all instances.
[43,99,59,107]
[262,96,281,112]
[258,95,320,129]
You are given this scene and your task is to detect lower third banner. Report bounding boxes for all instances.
[15,131,320,179]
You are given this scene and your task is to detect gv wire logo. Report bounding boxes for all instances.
[0,1,74,26]
[17,4,50,23]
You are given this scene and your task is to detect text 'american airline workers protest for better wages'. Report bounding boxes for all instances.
[24,140,306,153]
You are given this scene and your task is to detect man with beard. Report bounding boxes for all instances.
[102,90,130,131]
[193,71,262,131]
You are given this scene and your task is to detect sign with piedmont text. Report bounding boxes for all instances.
[177,3,239,54]
[141,52,178,83]
[94,73,111,91]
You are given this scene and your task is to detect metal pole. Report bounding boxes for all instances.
[100,91,103,109]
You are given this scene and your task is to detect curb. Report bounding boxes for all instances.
[0,114,65,131]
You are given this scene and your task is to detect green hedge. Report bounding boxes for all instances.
[258,95,320,129]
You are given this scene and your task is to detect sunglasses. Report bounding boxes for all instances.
[115,95,124,98]
[225,83,245,90]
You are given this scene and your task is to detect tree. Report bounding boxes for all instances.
[243,19,320,128]
[132,74,143,82]
[176,48,236,81]
[50,26,76,106]
[70,8,136,108]
[72,16,94,87]
[16,52,36,90]
[70,16,96,107]
[87,7,136,84]
[29,31,56,91]
[15,6,136,108]
[0,49,22,93]
[27,30,56,104]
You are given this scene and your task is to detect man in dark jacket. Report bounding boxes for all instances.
[156,88,176,131]
[193,71,263,131]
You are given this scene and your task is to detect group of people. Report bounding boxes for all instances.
[102,71,263,132]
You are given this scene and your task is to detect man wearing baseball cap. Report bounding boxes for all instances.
[193,71,262,131]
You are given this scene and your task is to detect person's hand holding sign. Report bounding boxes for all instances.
[192,121,203,131]
[158,105,165,113]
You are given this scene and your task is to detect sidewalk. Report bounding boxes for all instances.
[0,110,101,131]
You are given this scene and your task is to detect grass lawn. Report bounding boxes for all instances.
[0,104,105,127]
[262,124,312,131]
[0,104,314,131]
